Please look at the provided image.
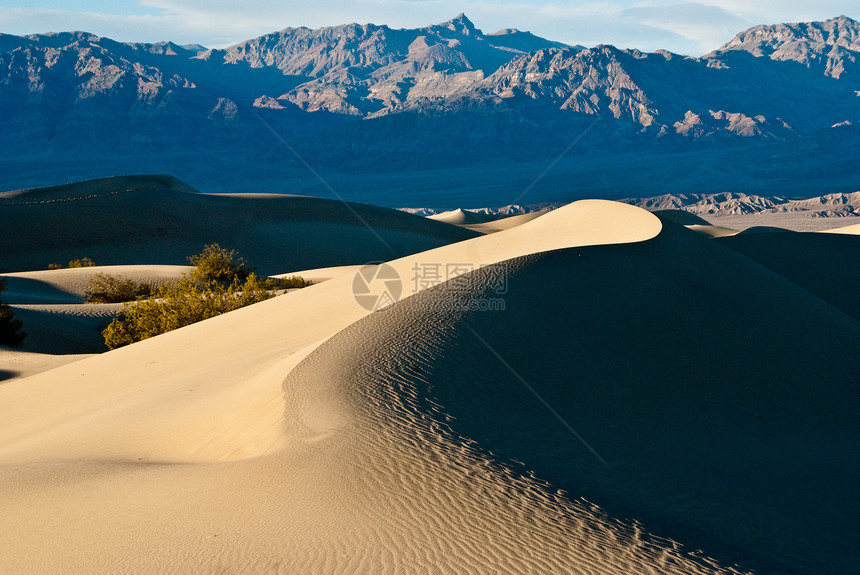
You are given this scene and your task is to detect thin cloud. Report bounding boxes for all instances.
[1,1,857,55]
[621,3,752,54]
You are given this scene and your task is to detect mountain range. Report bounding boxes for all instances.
[1,14,859,205]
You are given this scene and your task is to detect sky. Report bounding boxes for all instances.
[0,1,857,56]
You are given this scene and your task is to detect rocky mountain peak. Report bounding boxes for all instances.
[438,13,479,36]
[713,15,860,77]
[21,31,102,49]
[1,13,859,196]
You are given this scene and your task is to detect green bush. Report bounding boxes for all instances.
[271,275,314,289]
[188,244,250,282]
[102,273,276,350]
[68,257,96,268]
[101,245,310,350]
[48,263,63,270]
[84,273,153,303]
[0,278,26,348]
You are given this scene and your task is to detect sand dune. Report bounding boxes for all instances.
[427,207,497,225]
[0,349,94,382]
[0,265,196,359]
[717,231,860,320]
[0,200,684,573]
[823,221,860,234]
[274,264,365,283]
[0,200,661,461]
[684,224,739,237]
[0,175,478,274]
[426,207,549,234]
[317,220,857,575]
[0,200,856,573]
[463,210,549,233]
[2,265,193,304]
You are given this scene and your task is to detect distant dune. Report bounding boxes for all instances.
[0,349,93,382]
[0,197,857,574]
[428,208,498,225]
[0,175,478,274]
[1,265,193,304]
[1,265,193,355]
[430,208,550,234]
[824,221,860,235]
[717,231,860,320]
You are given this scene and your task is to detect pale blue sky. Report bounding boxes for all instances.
[1,1,856,55]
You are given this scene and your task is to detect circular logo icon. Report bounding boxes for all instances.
[352,263,402,312]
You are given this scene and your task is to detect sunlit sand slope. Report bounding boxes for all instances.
[822,221,860,234]
[0,201,675,573]
[1,265,194,304]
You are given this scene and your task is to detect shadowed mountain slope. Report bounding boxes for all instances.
[1,16,859,202]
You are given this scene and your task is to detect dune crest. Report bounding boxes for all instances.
[822,220,860,234]
[2,265,194,304]
[427,207,494,225]
[0,175,479,274]
[0,200,660,464]
[0,200,706,574]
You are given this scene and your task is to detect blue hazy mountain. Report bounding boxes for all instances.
[1,14,858,205]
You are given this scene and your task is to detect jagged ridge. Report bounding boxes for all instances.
[1,14,859,197]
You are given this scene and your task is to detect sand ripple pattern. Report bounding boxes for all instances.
[277,256,748,575]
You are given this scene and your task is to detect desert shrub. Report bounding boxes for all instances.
[84,273,152,303]
[102,272,276,350]
[0,278,26,348]
[271,275,314,289]
[68,257,96,268]
[188,243,250,282]
[48,263,63,270]
[101,245,311,350]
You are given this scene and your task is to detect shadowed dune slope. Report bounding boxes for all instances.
[0,175,478,273]
[0,201,740,575]
[0,200,662,464]
[717,231,860,320]
[283,219,859,575]
[653,209,713,225]
[8,304,119,354]
[0,266,196,354]
[1,265,193,304]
